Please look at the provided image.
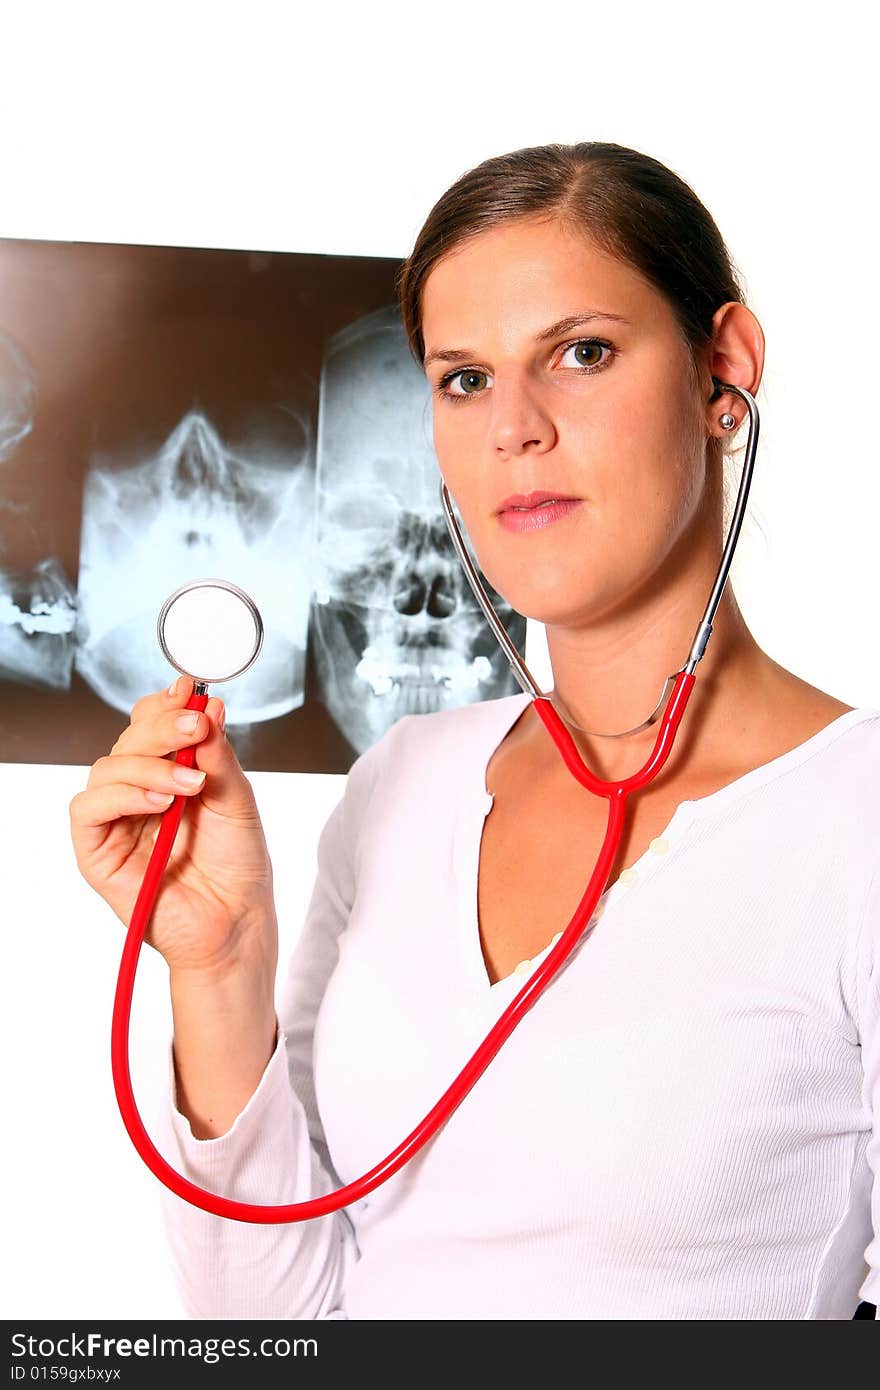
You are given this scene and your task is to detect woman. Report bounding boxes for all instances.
[69,141,879,1319]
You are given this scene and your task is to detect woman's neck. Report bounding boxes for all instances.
[538,586,778,785]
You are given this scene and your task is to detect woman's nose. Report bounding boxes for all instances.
[489,370,556,455]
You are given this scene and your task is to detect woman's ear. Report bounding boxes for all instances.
[705,303,765,436]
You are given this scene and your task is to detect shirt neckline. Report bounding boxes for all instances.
[480,692,879,819]
[452,692,880,994]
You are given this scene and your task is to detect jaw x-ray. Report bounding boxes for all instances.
[0,240,525,771]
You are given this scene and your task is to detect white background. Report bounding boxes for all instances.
[1,0,878,1320]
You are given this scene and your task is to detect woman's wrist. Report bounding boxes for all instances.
[168,935,280,1139]
[168,895,279,993]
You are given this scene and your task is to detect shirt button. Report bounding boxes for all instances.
[513,959,532,977]
[619,867,639,885]
[649,837,670,854]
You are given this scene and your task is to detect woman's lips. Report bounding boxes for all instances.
[497,498,584,533]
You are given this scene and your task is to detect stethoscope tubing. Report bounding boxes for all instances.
[110,673,693,1225]
[111,381,756,1225]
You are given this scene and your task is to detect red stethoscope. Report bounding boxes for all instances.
[112,378,759,1223]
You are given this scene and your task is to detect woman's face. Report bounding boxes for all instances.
[420,216,715,629]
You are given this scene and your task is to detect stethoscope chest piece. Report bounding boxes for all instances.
[157,577,264,692]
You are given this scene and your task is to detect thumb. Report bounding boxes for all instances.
[203,695,227,746]
[191,696,255,807]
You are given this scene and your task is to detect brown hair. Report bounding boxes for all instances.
[395,140,749,485]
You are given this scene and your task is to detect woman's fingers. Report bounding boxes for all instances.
[110,698,223,761]
[128,677,225,734]
[129,673,195,725]
[72,683,238,853]
[69,782,172,868]
[86,753,208,797]
[70,781,175,832]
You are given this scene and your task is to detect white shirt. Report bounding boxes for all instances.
[154,692,880,1319]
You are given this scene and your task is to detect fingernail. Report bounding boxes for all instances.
[176,712,199,733]
[167,678,179,697]
[218,704,226,732]
[146,790,175,805]
[173,765,206,787]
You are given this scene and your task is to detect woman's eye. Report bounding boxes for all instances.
[435,338,614,403]
[440,368,490,399]
[559,339,611,370]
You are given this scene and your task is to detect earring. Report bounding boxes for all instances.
[719,413,736,431]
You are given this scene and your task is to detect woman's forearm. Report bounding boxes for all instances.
[169,922,279,1140]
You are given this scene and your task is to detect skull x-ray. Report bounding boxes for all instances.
[75,407,313,731]
[0,329,80,691]
[310,306,526,754]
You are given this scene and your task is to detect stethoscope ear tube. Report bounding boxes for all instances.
[439,379,760,693]
[684,382,759,673]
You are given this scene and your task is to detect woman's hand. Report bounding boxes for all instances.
[69,675,277,976]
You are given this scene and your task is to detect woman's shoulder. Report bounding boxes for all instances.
[750,674,880,800]
[725,701,880,900]
[794,700,880,783]
[733,696,880,821]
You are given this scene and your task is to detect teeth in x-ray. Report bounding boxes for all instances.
[0,556,78,688]
[0,330,37,464]
[354,647,492,697]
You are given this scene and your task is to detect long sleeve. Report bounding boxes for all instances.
[152,728,391,1320]
[856,860,880,1314]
